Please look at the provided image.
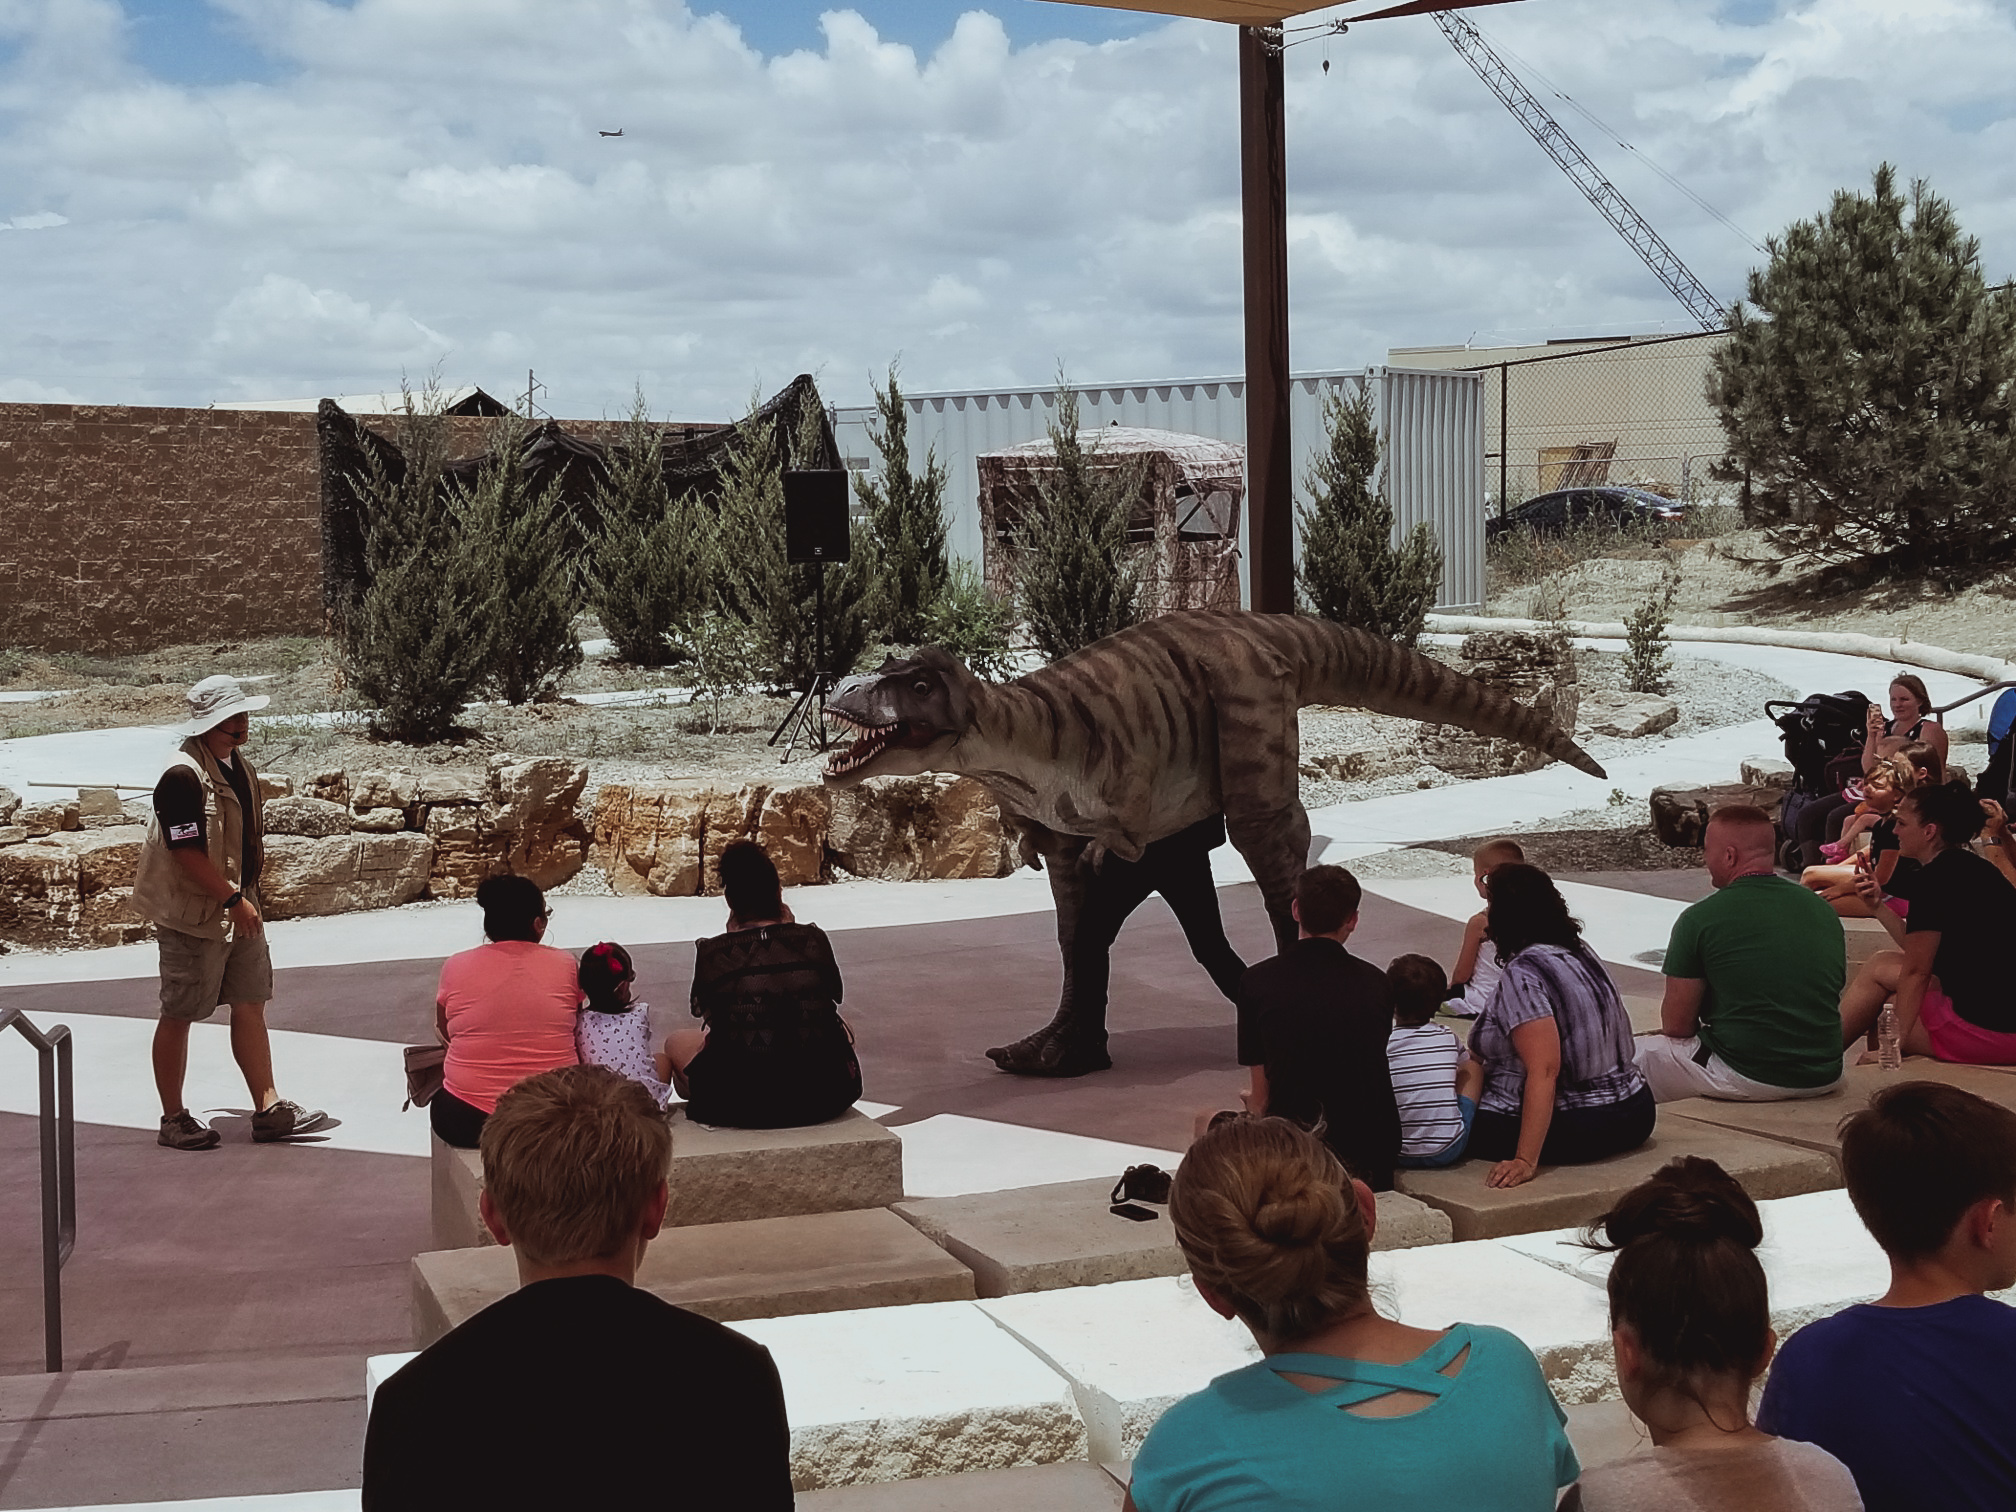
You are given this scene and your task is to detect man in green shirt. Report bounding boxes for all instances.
[1636,804,1847,1100]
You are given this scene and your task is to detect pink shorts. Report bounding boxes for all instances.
[1920,985,2016,1065]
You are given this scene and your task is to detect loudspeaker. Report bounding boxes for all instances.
[783,471,852,564]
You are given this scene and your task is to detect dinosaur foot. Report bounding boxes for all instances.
[985,1024,1112,1078]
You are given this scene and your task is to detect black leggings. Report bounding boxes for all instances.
[1796,793,1857,869]
[1467,1085,1656,1166]
[430,1087,488,1149]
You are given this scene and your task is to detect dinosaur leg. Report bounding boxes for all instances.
[987,840,1154,1077]
[1224,802,1310,957]
[1152,819,1248,1002]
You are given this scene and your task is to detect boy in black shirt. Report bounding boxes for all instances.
[363,1065,794,1509]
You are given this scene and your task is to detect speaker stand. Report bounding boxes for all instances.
[768,561,834,762]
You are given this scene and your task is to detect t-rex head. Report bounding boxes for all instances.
[822,646,977,785]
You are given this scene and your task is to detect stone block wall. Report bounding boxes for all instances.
[0,404,324,653]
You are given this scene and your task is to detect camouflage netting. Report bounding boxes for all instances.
[316,374,838,617]
[977,426,1244,614]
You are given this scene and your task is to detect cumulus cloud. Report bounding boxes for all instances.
[0,0,2008,416]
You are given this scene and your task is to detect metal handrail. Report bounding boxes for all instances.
[2,1006,75,1372]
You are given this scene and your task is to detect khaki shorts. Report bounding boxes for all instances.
[158,913,274,1022]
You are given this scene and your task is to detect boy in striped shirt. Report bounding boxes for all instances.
[1387,954,1481,1169]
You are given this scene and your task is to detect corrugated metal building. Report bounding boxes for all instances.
[831,367,1485,612]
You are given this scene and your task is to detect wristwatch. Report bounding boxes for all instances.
[223,889,244,910]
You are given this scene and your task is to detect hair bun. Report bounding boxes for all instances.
[1590,1156,1761,1252]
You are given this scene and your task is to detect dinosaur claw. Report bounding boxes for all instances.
[985,1025,1113,1078]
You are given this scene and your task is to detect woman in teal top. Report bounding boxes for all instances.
[1127,1117,1579,1512]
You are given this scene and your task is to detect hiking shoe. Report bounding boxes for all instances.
[252,1099,330,1142]
[159,1111,220,1151]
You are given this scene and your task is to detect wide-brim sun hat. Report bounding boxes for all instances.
[175,674,270,737]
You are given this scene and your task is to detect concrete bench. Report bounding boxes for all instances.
[1844,915,1891,977]
[797,1461,1126,1509]
[1665,1058,2016,1158]
[412,1207,975,1346]
[1394,1112,1838,1241]
[430,1107,905,1249]
[892,1181,1452,1298]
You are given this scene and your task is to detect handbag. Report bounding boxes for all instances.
[402,1043,446,1111]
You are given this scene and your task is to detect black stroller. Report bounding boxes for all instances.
[1765,690,1871,868]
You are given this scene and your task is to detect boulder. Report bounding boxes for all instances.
[1578,691,1680,739]
[757,786,832,888]
[0,842,83,944]
[261,796,354,838]
[0,826,25,846]
[260,833,435,919]
[417,771,486,806]
[1741,757,1796,791]
[0,785,18,822]
[486,759,589,889]
[77,786,124,820]
[70,826,145,895]
[17,800,79,837]
[350,770,419,813]
[1300,746,1418,784]
[257,773,294,801]
[827,775,1014,882]
[424,804,504,898]
[1649,784,1784,849]
[1420,631,1579,779]
[351,808,410,833]
[594,782,755,897]
[306,768,350,807]
[80,888,148,945]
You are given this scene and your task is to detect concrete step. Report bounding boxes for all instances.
[430,1106,905,1249]
[1664,1057,2016,1158]
[1394,1111,1838,1241]
[0,1356,365,1509]
[892,1180,1450,1298]
[411,1206,976,1347]
[798,1462,1127,1509]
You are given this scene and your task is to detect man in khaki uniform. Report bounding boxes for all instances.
[134,675,327,1151]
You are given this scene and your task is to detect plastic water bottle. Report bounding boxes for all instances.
[1878,1005,1902,1071]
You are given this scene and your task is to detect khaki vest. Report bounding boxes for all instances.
[131,738,264,940]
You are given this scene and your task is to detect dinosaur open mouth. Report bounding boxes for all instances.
[824,713,912,775]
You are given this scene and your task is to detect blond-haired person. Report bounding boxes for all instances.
[362,1065,792,1509]
[1445,837,1524,1018]
[134,674,325,1150]
[1126,1117,1579,1512]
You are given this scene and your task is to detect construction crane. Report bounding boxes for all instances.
[1433,11,1728,332]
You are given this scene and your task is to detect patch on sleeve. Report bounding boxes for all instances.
[167,822,200,842]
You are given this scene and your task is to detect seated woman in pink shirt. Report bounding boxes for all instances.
[431,875,582,1148]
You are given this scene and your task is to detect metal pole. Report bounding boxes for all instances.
[1498,363,1509,518]
[39,1041,61,1372]
[1239,25,1292,613]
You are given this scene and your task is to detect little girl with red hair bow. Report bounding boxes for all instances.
[575,941,673,1107]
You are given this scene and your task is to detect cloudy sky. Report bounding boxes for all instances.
[0,0,2010,418]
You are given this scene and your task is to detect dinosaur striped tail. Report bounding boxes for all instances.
[1280,615,1604,778]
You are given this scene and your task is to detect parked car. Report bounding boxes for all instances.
[1486,485,1686,539]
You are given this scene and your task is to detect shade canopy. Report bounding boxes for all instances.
[1038,0,1524,24]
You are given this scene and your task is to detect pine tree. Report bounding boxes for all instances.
[589,392,717,666]
[854,366,951,645]
[716,391,871,688]
[1296,383,1442,647]
[338,381,493,744]
[456,415,583,705]
[1015,384,1144,661]
[1709,165,2016,582]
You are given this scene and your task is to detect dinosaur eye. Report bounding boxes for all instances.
[912,679,931,696]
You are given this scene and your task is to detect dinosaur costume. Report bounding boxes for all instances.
[822,610,1604,1076]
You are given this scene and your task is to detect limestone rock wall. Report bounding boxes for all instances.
[0,762,1019,947]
